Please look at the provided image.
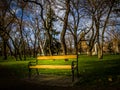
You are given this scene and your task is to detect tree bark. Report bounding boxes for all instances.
[60,0,70,55]
[100,1,114,58]
[74,37,78,55]
[3,40,7,60]
[87,47,92,56]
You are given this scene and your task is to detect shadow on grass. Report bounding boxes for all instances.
[0,61,29,79]
[76,58,120,88]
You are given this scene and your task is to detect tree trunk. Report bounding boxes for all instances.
[14,49,18,61]
[74,37,78,55]
[48,34,52,56]
[3,40,7,60]
[60,0,70,55]
[100,0,114,59]
[98,46,103,59]
[87,47,92,56]
[39,41,45,55]
[45,30,52,55]
[33,42,36,58]
[23,44,26,60]
[61,36,67,55]
[114,39,119,54]
[94,43,98,55]
[7,42,13,56]
[18,49,22,60]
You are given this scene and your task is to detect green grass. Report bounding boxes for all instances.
[0,54,120,87]
[76,55,120,87]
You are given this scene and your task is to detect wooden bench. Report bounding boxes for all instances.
[28,55,78,82]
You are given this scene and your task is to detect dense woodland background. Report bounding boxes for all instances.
[0,0,120,60]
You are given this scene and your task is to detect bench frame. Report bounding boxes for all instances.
[28,55,78,82]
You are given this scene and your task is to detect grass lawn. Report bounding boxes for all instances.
[0,54,120,88]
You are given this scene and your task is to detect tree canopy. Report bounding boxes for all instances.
[0,0,120,60]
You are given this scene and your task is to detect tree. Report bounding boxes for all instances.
[60,0,70,55]
[0,0,17,60]
[68,0,82,55]
[81,0,117,59]
[65,32,74,54]
[45,3,58,55]
[23,0,58,56]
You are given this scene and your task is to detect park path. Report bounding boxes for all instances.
[0,73,80,90]
[0,74,120,90]
[24,74,75,87]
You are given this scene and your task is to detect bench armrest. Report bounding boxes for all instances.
[72,61,77,65]
[28,61,37,66]
[71,61,77,68]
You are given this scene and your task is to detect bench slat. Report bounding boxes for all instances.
[29,65,73,69]
[37,55,77,60]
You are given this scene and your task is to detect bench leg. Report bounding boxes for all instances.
[29,68,31,78]
[72,67,74,82]
[36,68,39,75]
[77,66,79,77]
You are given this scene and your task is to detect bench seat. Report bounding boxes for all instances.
[29,65,76,69]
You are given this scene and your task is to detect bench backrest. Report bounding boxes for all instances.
[37,55,77,60]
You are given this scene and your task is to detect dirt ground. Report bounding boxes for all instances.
[0,74,79,90]
[0,66,120,90]
[0,74,120,90]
